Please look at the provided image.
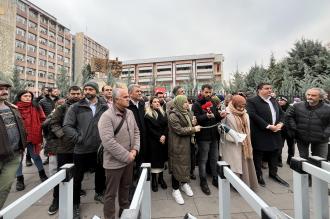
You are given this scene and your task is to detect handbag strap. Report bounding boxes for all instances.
[114,110,127,135]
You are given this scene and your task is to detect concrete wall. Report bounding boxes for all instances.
[0,0,16,76]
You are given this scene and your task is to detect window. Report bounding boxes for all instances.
[16,28,25,37]
[38,71,46,78]
[57,65,63,71]
[64,48,70,54]
[40,16,47,24]
[64,57,69,64]
[16,66,25,74]
[49,21,56,29]
[57,35,64,42]
[157,68,171,72]
[39,59,46,67]
[48,62,55,69]
[27,44,36,52]
[65,39,70,45]
[139,69,152,73]
[26,80,35,87]
[15,53,25,61]
[197,65,212,70]
[39,37,47,45]
[58,26,64,33]
[29,9,37,18]
[48,51,55,59]
[26,68,36,76]
[176,66,191,71]
[39,48,46,56]
[15,40,25,49]
[40,26,47,35]
[57,45,63,52]
[16,15,26,24]
[38,82,46,89]
[57,55,63,62]
[17,1,26,12]
[28,32,36,41]
[49,41,55,48]
[49,31,55,38]
[48,83,55,88]
[26,56,36,64]
[28,21,37,30]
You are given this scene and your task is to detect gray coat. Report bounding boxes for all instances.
[168,108,195,182]
[63,97,108,154]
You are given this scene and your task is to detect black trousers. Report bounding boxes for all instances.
[73,152,105,204]
[190,143,196,174]
[279,130,295,163]
[253,149,279,178]
[53,153,74,201]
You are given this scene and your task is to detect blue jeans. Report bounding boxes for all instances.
[198,140,219,178]
[16,143,44,177]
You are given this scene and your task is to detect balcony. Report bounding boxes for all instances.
[28,27,37,35]
[138,78,152,83]
[40,22,48,29]
[17,9,28,18]
[16,22,27,30]
[39,43,48,50]
[28,15,38,23]
[26,62,36,69]
[40,32,48,39]
[39,54,47,60]
[38,66,47,72]
[15,60,26,66]
[15,47,26,54]
[16,34,26,42]
[196,75,212,80]
[156,77,172,82]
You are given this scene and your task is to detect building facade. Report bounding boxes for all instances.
[73,32,109,82]
[0,0,73,92]
[121,53,224,95]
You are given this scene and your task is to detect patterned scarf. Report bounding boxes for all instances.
[228,102,253,159]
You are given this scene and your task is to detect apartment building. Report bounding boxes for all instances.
[0,0,73,92]
[121,53,224,95]
[73,32,109,81]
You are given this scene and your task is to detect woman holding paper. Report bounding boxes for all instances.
[222,95,258,190]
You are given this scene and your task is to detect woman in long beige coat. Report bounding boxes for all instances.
[221,95,258,190]
[168,95,201,205]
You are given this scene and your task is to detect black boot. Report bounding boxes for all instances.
[39,169,48,182]
[158,172,167,189]
[200,178,210,195]
[16,176,25,191]
[152,173,158,192]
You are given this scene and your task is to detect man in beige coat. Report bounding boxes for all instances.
[98,87,140,219]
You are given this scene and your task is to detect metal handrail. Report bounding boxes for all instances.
[218,161,291,219]
[121,163,151,219]
[0,163,74,219]
[290,156,330,219]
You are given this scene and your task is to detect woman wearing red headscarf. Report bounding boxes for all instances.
[14,90,48,191]
[221,95,258,190]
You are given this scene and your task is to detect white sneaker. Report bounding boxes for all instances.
[172,189,184,205]
[180,183,194,197]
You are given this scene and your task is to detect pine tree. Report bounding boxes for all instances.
[81,64,94,85]
[56,67,70,97]
[10,67,26,100]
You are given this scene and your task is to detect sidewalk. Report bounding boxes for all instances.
[0,150,310,218]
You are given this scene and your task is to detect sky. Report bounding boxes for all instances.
[30,0,330,81]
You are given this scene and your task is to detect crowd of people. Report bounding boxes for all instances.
[1,79,330,219]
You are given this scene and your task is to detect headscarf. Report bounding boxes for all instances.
[174,95,188,115]
[228,95,253,159]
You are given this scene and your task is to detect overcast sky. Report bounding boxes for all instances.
[30,0,330,80]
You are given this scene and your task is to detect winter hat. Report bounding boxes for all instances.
[83,80,99,93]
[0,80,12,88]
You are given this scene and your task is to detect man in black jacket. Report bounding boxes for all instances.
[63,81,108,219]
[39,87,59,116]
[192,84,225,195]
[247,82,289,187]
[47,86,82,215]
[286,88,330,159]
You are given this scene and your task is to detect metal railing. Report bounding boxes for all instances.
[217,161,292,219]
[290,156,330,219]
[0,163,74,219]
[121,163,151,219]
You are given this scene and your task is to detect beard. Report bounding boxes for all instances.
[85,93,96,100]
[0,94,8,101]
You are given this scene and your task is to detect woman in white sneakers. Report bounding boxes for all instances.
[168,95,201,204]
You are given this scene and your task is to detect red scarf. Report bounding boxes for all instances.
[16,101,46,154]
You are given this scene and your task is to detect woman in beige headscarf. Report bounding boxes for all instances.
[222,95,258,190]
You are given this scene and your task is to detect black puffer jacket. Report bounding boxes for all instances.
[39,95,58,116]
[192,98,222,141]
[286,101,330,143]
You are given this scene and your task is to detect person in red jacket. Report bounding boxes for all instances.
[14,90,48,191]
